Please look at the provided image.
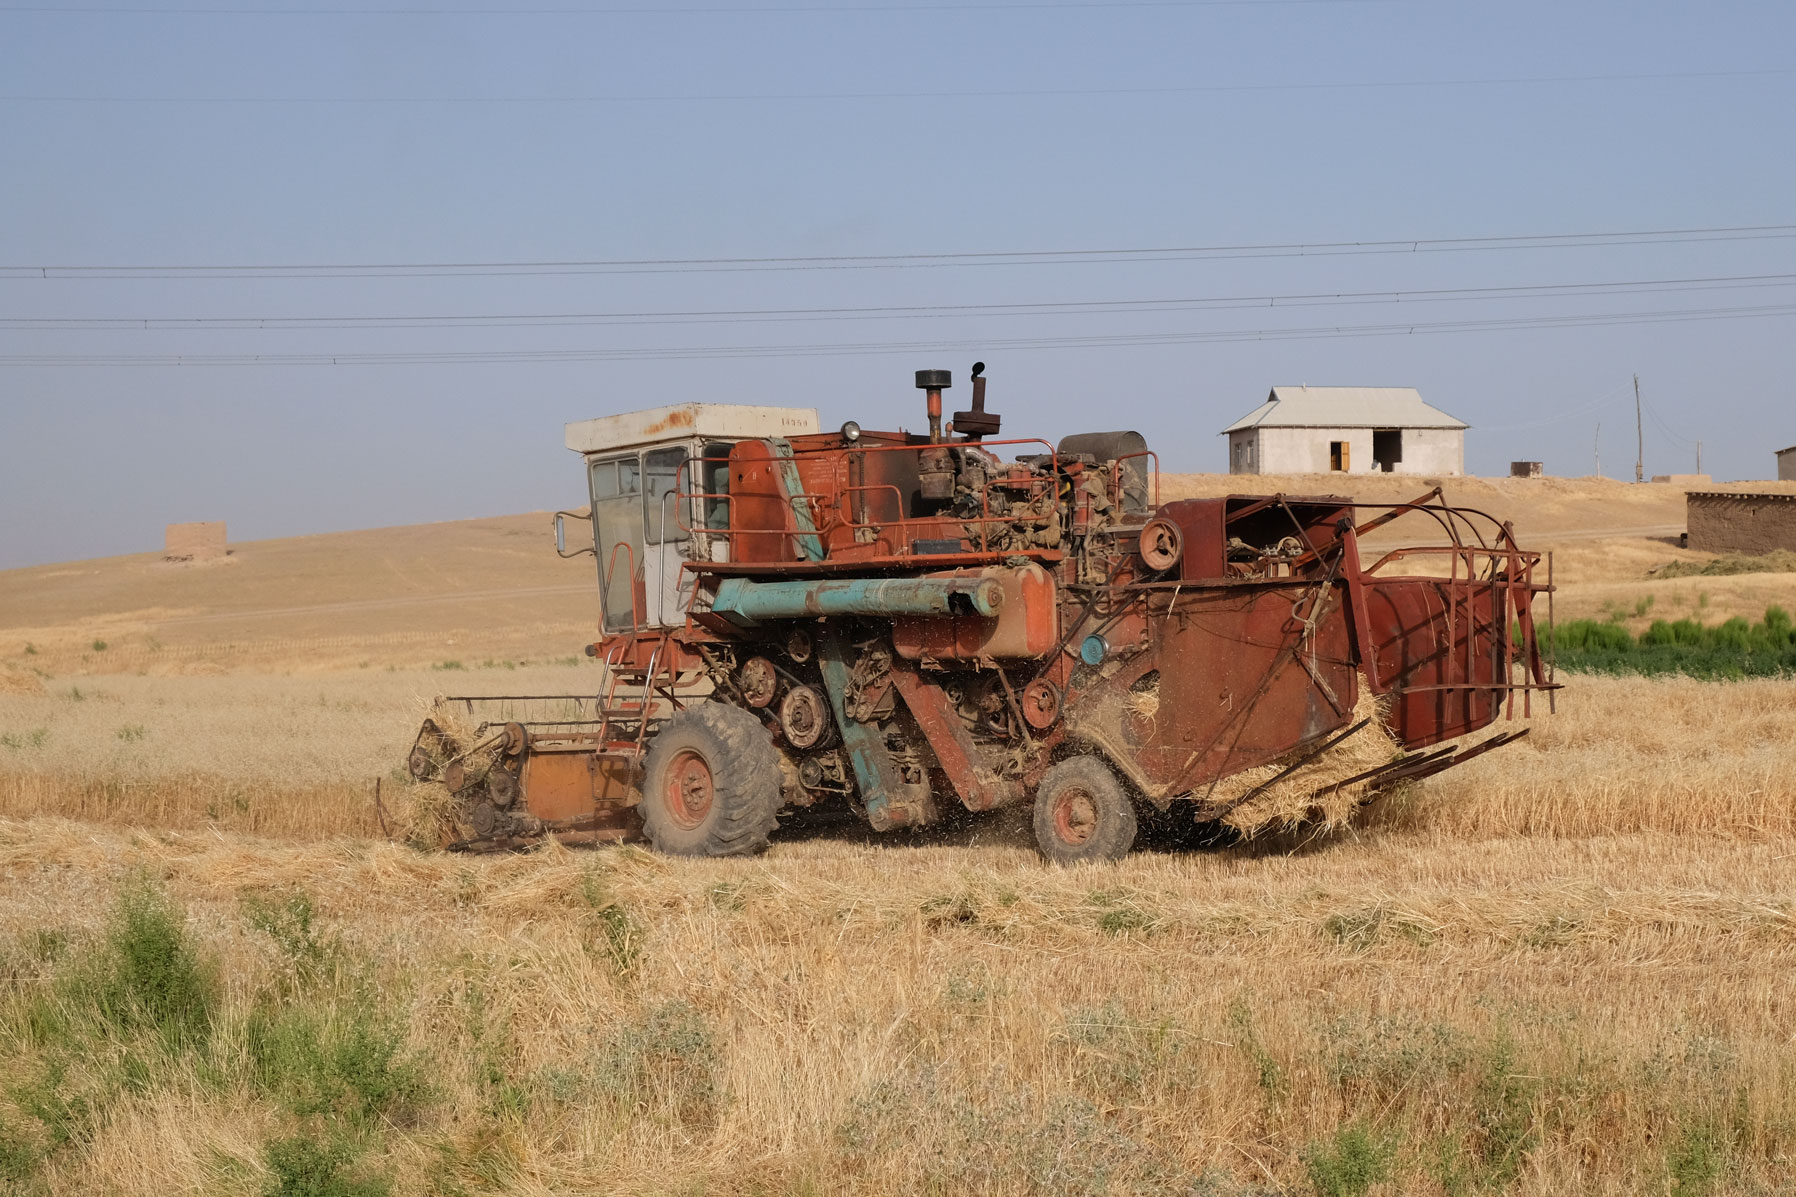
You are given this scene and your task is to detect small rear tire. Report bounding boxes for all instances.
[1032,755,1137,864]
[641,703,781,857]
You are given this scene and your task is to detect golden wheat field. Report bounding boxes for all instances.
[3,478,1796,1196]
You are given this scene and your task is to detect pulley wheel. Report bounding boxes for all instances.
[443,761,470,793]
[502,722,528,756]
[1138,518,1184,573]
[470,800,501,838]
[739,656,779,709]
[779,684,831,750]
[786,628,814,663]
[1021,678,1062,729]
[407,747,434,780]
[486,767,520,808]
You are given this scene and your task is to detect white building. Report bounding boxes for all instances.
[1221,386,1467,476]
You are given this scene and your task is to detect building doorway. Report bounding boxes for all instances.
[1373,429,1402,473]
[1329,440,1350,472]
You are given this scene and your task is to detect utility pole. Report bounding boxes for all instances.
[1697,440,1703,476]
[1633,374,1644,483]
[1595,422,1602,479]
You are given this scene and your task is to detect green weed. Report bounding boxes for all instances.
[593,1000,723,1129]
[90,639,107,653]
[246,1005,428,1127]
[0,1116,41,1184]
[1550,606,1796,678]
[261,1134,391,1197]
[243,890,338,989]
[1304,1122,1396,1197]
[1225,997,1286,1101]
[1667,1120,1727,1196]
[578,867,641,978]
[46,879,217,1051]
[115,724,148,743]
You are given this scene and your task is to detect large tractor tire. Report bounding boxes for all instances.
[640,703,782,857]
[1032,755,1138,865]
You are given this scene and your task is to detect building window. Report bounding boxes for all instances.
[1373,429,1402,473]
[1330,440,1350,472]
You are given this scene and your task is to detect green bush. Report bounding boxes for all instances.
[261,1134,390,1197]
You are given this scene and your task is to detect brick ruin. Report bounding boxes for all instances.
[164,521,227,561]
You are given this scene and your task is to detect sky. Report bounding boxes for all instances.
[1,0,1792,569]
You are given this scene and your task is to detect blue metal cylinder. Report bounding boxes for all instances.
[710,576,1004,624]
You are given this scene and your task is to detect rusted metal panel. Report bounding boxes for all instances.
[1064,584,1359,800]
[891,564,1058,660]
[888,665,1021,811]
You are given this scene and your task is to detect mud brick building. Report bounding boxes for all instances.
[1685,493,1796,554]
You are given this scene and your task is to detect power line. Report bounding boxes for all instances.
[6,223,1794,280]
[7,67,1791,105]
[0,0,1385,12]
[7,272,1794,331]
[1474,380,1637,433]
[5,299,1791,366]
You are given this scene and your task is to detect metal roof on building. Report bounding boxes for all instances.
[1220,386,1469,434]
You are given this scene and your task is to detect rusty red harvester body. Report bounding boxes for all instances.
[407,366,1557,861]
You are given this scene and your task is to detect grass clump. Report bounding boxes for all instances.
[1655,549,1796,579]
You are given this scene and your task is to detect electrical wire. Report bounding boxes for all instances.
[0,0,1389,13]
[6,272,1794,331]
[5,223,1793,280]
[4,299,1791,366]
[7,66,1790,105]
[1473,380,1637,433]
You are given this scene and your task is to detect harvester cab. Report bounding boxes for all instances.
[557,403,822,632]
[409,365,1558,860]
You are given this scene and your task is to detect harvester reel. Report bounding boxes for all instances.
[406,717,458,781]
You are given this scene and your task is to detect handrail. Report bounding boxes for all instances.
[601,540,642,633]
[1111,449,1161,508]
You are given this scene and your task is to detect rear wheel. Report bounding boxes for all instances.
[640,703,781,856]
[1032,755,1137,864]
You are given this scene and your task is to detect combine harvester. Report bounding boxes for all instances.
[407,366,1556,861]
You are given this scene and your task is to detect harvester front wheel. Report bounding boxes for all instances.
[640,703,781,857]
[1033,756,1137,864]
